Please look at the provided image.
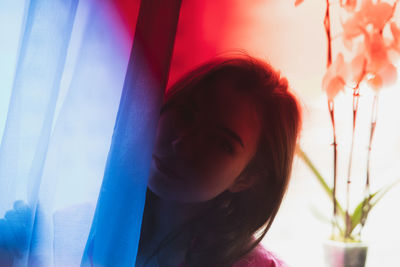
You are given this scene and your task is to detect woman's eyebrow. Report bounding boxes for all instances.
[216,125,244,148]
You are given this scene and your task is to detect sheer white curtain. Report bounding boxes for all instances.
[0,0,181,266]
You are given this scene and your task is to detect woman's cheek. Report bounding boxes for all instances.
[194,165,235,192]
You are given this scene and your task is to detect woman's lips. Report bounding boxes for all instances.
[153,155,182,180]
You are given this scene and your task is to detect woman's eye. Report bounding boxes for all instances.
[206,133,234,154]
[219,139,234,154]
[176,105,195,122]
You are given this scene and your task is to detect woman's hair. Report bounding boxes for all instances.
[141,55,302,267]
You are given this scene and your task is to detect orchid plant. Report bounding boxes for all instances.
[295,0,400,242]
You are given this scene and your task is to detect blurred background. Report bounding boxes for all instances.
[1,0,399,266]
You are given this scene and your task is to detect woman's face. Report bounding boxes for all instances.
[148,78,261,203]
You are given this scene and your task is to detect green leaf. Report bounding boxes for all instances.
[298,145,400,241]
[310,205,345,235]
[350,193,375,234]
[350,179,400,234]
[370,179,400,207]
[296,146,345,219]
[310,205,332,224]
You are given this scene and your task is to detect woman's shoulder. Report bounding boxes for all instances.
[232,244,289,267]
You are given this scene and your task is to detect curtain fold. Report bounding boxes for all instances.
[81,0,182,266]
[0,0,79,266]
[0,0,182,266]
[0,0,79,213]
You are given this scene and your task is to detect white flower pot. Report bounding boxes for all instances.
[323,240,368,267]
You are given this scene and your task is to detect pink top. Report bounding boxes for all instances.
[179,244,288,267]
[231,245,288,267]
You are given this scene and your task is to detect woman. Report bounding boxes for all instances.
[135,55,302,267]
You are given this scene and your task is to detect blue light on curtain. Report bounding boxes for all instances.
[0,0,79,265]
[0,0,181,266]
[81,0,182,265]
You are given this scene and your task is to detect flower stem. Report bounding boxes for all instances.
[365,94,378,194]
[359,93,379,235]
[327,100,339,237]
[324,0,338,237]
[345,84,361,239]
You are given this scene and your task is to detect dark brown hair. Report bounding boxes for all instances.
[141,55,302,266]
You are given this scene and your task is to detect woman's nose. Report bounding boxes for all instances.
[171,134,188,154]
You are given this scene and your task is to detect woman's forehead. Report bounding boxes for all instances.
[194,81,261,149]
[194,78,253,109]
